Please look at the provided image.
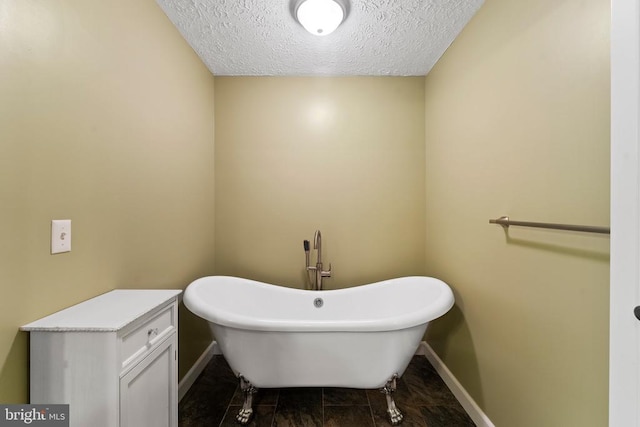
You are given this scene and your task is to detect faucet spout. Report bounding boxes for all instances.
[313,230,322,263]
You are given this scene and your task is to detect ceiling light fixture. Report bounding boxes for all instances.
[295,0,346,36]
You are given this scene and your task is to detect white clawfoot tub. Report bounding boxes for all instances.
[183,275,454,425]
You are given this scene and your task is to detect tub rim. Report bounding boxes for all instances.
[184,275,455,332]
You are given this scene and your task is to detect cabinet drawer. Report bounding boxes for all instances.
[120,303,176,371]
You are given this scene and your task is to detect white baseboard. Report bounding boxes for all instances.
[178,341,221,402]
[418,341,495,427]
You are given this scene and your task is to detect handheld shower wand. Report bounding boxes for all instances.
[303,239,315,289]
[303,240,311,270]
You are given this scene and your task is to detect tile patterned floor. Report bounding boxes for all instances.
[179,355,476,427]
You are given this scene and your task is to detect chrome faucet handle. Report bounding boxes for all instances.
[321,263,332,277]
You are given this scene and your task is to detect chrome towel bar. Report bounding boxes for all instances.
[489,216,610,235]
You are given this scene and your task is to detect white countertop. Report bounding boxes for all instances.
[21,289,182,332]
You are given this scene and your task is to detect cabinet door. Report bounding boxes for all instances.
[120,334,177,427]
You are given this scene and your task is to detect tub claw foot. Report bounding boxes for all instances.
[387,406,404,426]
[380,374,403,426]
[236,408,253,425]
[236,375,257,425]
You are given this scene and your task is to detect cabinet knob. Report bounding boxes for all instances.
[147,328,159,338]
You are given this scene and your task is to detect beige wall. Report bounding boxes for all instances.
[214,77,426,288]
[423,0,610,426]
[1,1,612,424]
[0,0,215,402]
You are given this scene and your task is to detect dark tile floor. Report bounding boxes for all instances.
[179,355,475,427]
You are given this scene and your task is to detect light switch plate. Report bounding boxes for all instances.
[51,220,71,254]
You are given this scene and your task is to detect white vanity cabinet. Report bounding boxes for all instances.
[21,289,182,427]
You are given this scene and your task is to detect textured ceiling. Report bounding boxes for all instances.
[155,0,484,76]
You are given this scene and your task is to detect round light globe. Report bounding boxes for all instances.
[296,0,345,36]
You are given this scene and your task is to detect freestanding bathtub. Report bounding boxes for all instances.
[183,275,454,425]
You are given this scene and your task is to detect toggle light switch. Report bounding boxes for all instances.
[51,219,71,254]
